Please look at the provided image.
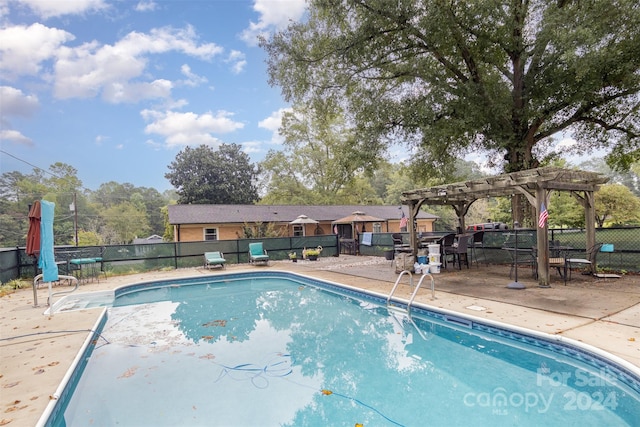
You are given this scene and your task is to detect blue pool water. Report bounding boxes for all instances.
[45,272,640,426]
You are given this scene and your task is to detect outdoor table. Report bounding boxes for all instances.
[419,235,445,245]
[69,258,99,283]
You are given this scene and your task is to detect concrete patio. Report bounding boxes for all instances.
[2,255,639,426]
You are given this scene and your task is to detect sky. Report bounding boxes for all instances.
[0,0,307,192]
[0,0,601,195]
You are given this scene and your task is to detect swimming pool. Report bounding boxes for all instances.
[41,271,640,426]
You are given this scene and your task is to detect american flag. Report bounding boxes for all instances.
[538,202,549,228]
[399,211,408,229]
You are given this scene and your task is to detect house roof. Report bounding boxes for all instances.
[168,204,437,225]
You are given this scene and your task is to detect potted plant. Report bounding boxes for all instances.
[288,252,297,262]
[303,246,322,261]
[382,247,394,260]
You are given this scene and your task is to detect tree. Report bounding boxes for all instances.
[92,182,168,236]
[595,184,640,227]
[258,150,316,205]
[261,0,640,222]
[260,100,379,204]
[579,158,640,197]
[165,144,260,204]
[101,202,150,244]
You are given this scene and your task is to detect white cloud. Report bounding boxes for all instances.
[179,64,208,87]
[0,86,38,147]
[258,108,289,145]
[0,86,39,116]
[556,137,577,150]
[0,1,10,19]
[15,0,108,19]
[141,109,245,148]
[0,129,33,146]
[225,50,246,74]
[240,0,306,46]
[135,0,157,12]
[241,140,263,154]
[53,25,222,102]
[0,23,74,80]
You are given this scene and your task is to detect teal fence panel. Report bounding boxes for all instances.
[3,228,639,284]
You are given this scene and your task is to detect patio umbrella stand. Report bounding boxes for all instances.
[507,228,526,290]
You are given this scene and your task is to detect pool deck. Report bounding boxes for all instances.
[2,255,640,426]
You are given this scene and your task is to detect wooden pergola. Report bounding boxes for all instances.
[401,167,609,287]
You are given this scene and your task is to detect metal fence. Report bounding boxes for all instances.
[1,235,340,284]
[2,227,639,284]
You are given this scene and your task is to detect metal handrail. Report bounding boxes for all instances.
[386,270,413,306]
[410,273,436,312]
[387,270,436,316]
[33,274,79,311]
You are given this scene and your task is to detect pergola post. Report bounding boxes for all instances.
[408,201,419,255]
[584,191,597,273]
[536,187,550,287]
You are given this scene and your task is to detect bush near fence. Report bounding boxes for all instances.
[2,227,639,283]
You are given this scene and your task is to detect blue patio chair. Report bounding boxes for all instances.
[248,242,270,266]
[204,251,226,269]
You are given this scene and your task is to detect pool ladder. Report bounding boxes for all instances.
[386,270,435,341]
[33,274,79,313]
[386,270,435,315]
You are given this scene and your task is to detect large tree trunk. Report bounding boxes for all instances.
[505,136,539,225]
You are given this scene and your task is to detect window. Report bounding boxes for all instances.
[372,223,382,233]
[292,225,304,237]
[204,228,218,241]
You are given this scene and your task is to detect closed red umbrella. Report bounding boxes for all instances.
[26,201,41,257]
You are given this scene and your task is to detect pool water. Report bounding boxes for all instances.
[48,274,640,426]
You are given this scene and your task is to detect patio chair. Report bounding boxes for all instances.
[204,251,226,269]
[470,230,485,267]
[392,233,411,257]
[444,235,470,270]
[532,246,567,283]
[440,233,456,268]
[391,233,404,247]
[565,243,620,281]
[248,242,270,266]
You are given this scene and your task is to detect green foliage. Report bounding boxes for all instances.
[260,100,380,204]
[487,197,514,226]
[78,230,101,246]
[261,0,640,177]
[165,144,260,205]
[549,191,584,228]
[0,279,29,296]
[240,221,284,238]
[161,205,174,241]
[595,184,640,227]
[101,202,150,244]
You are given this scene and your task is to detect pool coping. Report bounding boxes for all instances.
[37,269,640,426]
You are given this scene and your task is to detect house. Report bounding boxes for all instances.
[133,234,164,245]
[132,234,165,256]
[167,204,438,242]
